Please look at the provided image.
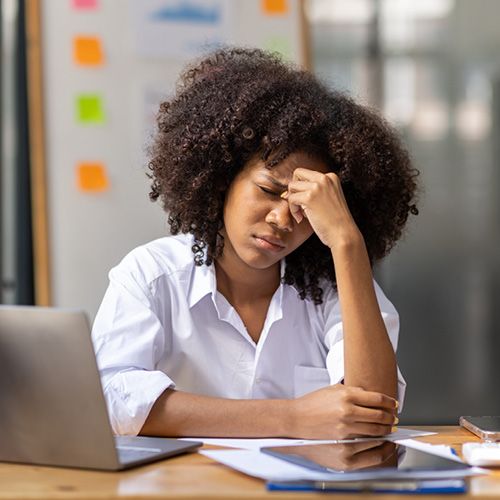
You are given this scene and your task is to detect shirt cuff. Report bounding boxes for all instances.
[103,369,175,436]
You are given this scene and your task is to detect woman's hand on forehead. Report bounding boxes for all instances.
[283,168,362,249]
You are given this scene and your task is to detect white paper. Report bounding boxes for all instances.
[180,427,435,451]
[462,442,500,466]
[200,449,332,482]
[200,448,485,482]
[183,437,337,451]
[397,439,464,463]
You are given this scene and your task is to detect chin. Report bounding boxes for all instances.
[241,250,281,270]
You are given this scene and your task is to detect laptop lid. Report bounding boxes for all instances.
[0,306,202,470]
[0,306,122,469]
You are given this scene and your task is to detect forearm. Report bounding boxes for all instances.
[140,388,293,437]
[332,232,397,398]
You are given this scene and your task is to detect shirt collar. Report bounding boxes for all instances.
[187,259,288,309]
[187,261,217,309]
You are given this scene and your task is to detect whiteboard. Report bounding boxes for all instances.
[40,0,306,319]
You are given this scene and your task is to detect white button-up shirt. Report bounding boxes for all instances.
[92,234,406,435]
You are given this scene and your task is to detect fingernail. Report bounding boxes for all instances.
[394,417,399,425]
[394,400,399,410]
[391,426,398,433]
[280,190,288,199]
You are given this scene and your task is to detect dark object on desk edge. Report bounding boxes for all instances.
[459,416,500,442]
[266,479,467,494]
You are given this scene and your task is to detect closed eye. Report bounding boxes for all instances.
[259,186,280,196]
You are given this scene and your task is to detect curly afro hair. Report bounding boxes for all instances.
[148,47,419,304]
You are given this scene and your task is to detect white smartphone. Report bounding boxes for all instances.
[459,416,500,441]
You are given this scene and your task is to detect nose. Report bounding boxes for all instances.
[265,200,293,233]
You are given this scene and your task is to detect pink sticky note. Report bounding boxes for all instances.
[72,0,98,10]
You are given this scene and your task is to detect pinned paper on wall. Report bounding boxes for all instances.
[262,0,288,15]
[72,0,99,10]
[73,36,104,66]
[131,0,232,59]
[76,163,109,192]
[76,94,105,124]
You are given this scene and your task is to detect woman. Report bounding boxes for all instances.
[92,47,418,438]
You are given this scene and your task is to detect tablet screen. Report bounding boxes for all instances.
[261,441,470,475]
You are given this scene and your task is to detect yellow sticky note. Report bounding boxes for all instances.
[76,94,105,124]
[74,36,103,66]
[262,0,288,15]
[77,163,109,192]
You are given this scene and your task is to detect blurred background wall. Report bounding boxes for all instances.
[1,0,499,424]
[2,0,306,314]
[309,0,500,423]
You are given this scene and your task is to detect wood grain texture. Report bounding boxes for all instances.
[0,427,498,499]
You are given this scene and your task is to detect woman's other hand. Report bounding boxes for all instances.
[289,384,398,440]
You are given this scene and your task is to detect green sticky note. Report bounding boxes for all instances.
[76,94,105,124]
[264,37,292,61]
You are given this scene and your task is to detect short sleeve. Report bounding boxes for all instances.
[91,263,174,436]
[323,280,406,411]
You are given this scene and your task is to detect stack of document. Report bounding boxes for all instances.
[194,428,487,494]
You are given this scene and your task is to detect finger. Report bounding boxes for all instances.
[351,405,398,425]
[346,387,398,411]
[287,180,316,194]
[287,201,304,224]
[286,191,310,209]
[347,441,398,471]
[338,440,386,456]
[292,167,327,182]
[377,440,400,465]
[343,422,393,439]
[286,191,310,224]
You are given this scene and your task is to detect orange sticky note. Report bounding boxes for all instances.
[73,36,103,66]
[77,163,109,192]
[262,0,288,15]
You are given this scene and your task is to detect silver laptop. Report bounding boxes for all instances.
[0,305,201,470]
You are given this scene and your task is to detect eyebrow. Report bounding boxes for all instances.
[261,174,287,191]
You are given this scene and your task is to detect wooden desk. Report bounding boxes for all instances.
[0,426,498,499]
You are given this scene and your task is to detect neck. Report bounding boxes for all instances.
[215,248,280,306]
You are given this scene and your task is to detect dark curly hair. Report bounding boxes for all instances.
[148,47,419,304]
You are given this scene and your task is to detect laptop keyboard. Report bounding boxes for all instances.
[116,445,164,464]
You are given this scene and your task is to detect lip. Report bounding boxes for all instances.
[254,235,286,252]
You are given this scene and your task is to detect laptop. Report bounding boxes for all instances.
[0,305,202,470]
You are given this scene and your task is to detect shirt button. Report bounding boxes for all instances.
[255,378,263,384]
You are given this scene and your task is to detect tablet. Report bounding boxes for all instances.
[261,440,471,480]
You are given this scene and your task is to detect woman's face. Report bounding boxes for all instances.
[221,151,330,270]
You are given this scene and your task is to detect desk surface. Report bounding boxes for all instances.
[0,426,499,500]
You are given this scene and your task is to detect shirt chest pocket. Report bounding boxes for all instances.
[293,365,331,398]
